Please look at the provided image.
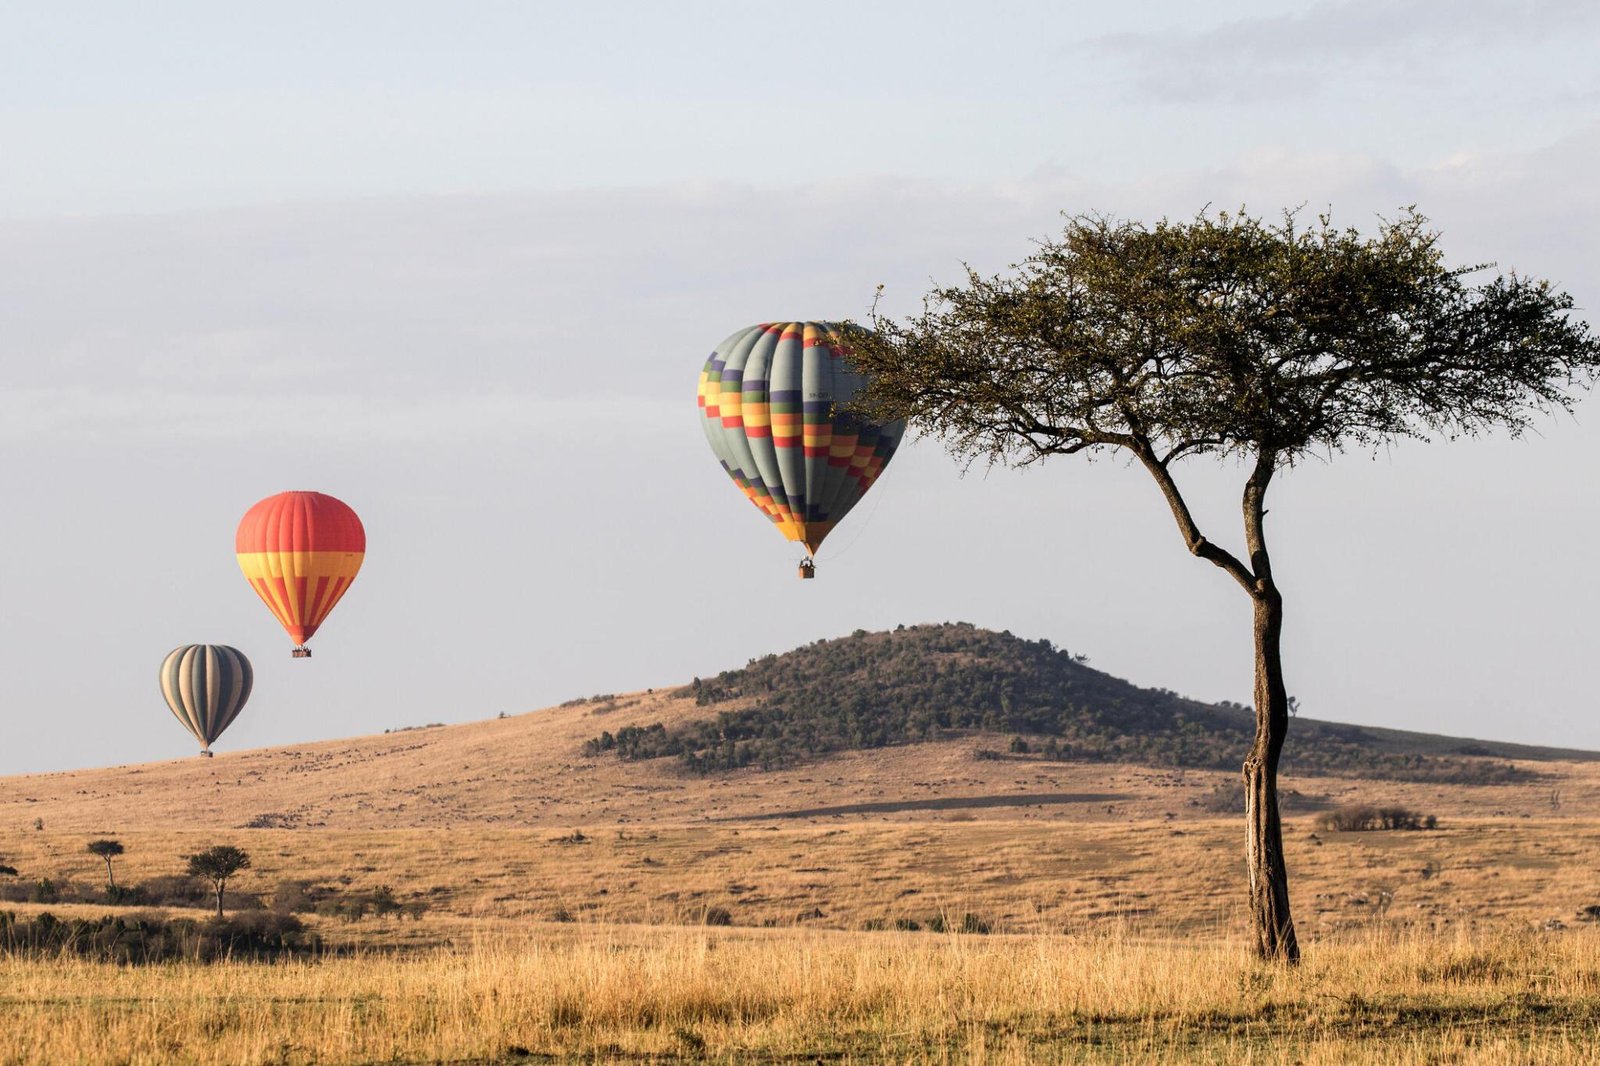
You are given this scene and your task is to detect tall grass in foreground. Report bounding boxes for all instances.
[2,924,1598,1063]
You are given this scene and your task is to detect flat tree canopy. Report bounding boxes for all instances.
[186,845,252,918]
[850,208,1600,960]
[86,839,124,888]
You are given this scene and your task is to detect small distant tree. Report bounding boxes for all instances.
[186,845,252,919]
[851,208,1600,961]
[86,839,124,889]
[0,863,16,878]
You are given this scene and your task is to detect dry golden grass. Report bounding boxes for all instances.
[5,688,1597,835]
[3,924,1600,1064]
[5,815,1600,942]
[6,693,1600,1061]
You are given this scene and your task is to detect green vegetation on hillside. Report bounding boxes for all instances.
[584,624,1534,783]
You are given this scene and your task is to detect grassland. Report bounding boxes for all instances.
[6,688,1600,1061]
[5,924,1600,1064]
[6,815,1600,942]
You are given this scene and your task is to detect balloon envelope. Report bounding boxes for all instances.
[236,491,365,651]
[159,644,253,752]
[696,322,903,557]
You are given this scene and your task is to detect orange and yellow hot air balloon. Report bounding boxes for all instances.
[236,491,365,657]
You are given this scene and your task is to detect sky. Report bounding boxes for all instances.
[2,0,1599,775]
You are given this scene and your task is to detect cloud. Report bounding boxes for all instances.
[1088,0,1600,104]
[4,136,1597,451]
[0,387,684,445]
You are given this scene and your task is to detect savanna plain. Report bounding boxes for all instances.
[5,682,1600,1063]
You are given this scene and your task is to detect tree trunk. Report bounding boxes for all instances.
[1245,587,1299,962]
[104,858,115,889]
[215,883,225,920]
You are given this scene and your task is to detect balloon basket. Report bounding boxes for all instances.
[291,646,312,659]
[797,559,815,580]
[199,750,214,758]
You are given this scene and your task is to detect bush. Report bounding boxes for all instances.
[923,912,992,934]
[703,907,733,927]
[271,880,320,914]
[310,886,425,923]
[0,910,320,962]
[1317,805,1435,832]
[0,877,90,906]
[865,917,926,931]
[957,913,993,934]
[135,874,265,911]
[316,898,369,923]
[105,884,148,906]
[136,875,209,907]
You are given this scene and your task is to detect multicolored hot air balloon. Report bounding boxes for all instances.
[236,491,365,657]
[159,644,253,756]
[697,322,903,577]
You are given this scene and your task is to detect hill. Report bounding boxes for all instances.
[582,623,1587,783]
[4,623,1600,941]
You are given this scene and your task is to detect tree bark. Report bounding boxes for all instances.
[1241,449,1298,961]
[1141,444,1300,961]
[214,883,225,920]
[103,858,115,889]
[1245,587,1299,962]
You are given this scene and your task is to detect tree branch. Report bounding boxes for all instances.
[1242,448,1278,593]
[1132,446,1257,593]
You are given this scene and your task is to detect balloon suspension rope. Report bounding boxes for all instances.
[812,473,894,565]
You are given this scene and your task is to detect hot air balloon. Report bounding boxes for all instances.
[236,491,365,657]
[159,644,253,756]
[696,322,903,578]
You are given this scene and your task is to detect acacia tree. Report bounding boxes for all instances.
[86,839,124,890]
[850,209,1600,961]
[186,845,252,919]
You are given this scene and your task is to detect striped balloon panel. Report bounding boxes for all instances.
[696,322,904,554]
[236,491,365,646]
[159,644,253,750]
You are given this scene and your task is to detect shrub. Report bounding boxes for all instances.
[1317,805,1435,832]
[0,877,92,906]
[271,880,319,914]
[311,886,423,923]
[925,912,992,934]
[316,897,369,923]
[136,875,213,909]
[105,884,148,906]
[703,907,733,927]
[0,911,320,962]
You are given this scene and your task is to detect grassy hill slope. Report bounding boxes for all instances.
[583,623,1590,782]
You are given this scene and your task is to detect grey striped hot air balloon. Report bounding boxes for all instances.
[159,645,253,756]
